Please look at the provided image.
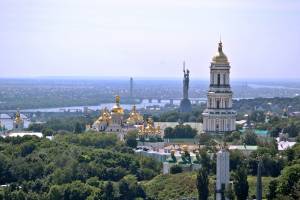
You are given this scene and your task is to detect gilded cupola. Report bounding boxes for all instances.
[138,117,161,136]
[212,41,229,64]
[126,105,143,125]
[14,110,23,124]
[111,95,124,115]
[96,107,111,123]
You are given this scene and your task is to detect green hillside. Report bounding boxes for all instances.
[143,172,272,200]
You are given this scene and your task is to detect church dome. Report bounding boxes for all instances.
[126,105,143,125]
[97,107,110,122]
[111,95,124,115]
[138,117,161,136]
[212,41,229,64]
[14,110,23,124]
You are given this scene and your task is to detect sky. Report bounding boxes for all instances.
[0,0,300,79]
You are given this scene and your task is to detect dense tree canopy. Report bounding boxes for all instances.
[0,133,161,199]
[164,124,197,138]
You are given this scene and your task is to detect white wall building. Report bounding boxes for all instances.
[202,41,236,134]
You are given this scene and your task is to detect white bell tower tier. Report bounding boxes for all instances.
[202,41,236,134]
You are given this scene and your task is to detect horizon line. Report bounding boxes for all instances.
[0,76,300,82]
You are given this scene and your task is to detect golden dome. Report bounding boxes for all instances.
[97,107,111,122]
[14,110,23,124]
[212,41,229,64]
[138,117,161,136]
[111,95,124,115]
[144,117,155,132]
[126,105,143,125]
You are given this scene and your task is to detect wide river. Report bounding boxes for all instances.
[19,99,185,113]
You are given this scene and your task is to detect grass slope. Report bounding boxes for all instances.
[143,172,272,200]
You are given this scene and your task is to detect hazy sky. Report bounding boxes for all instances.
[0,0,299,79]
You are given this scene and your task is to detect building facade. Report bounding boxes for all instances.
[202,41,236,134]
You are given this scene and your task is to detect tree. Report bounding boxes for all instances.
[225,184,235,200]
[233,165,249,200]
[125,131,138,148]
[102,181,115,200]
[170,165,182,174]
[277,164,300,196]
[0,153,10,184]
[48,185,64,200]
[250,111,265,123]
[20,142,36,157]
[199,150,211,172]
[164,127,173,138]
[198,133,212,145]
[286,122,298,138]
[74,122,84,134]
[42,128,54,136]
[119,179,134,200]
[196,167,209,200]
[230,150,244,171]
[225,131,241,142]
[266,179,278,200]
[164,125,197,138]
[243,130,257,145]
[285,148,295,162]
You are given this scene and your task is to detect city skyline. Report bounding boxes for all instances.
[0,0,300,79]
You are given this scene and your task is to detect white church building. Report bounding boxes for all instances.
[202,41,236,134]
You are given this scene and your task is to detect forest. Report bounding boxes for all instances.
[0,132,161,200]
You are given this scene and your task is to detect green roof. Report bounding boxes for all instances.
[240,129,269,136]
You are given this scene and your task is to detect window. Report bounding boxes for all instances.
[217,100,220,109]
[217,74,221,85]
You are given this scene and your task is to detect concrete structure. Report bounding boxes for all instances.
[202,41,236,134]
[216,148,230,200]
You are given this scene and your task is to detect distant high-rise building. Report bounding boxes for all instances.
[216,148,230,200]
[180,61,192,112]
[130,77,133,98]
[202,41,236,134]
